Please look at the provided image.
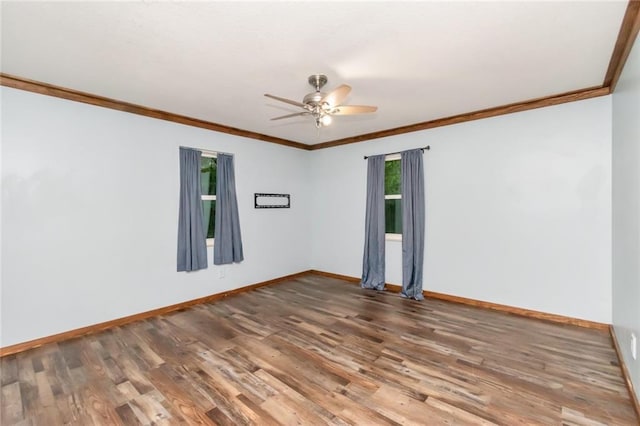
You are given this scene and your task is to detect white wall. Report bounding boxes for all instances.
[0,84,616,348]
[310,97,612,323]
[1,87,311,347]
[612,36,640,402]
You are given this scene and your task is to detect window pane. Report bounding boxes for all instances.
[201,157,217,196]
[202,200,216,239]
[385,199,402,234]
[385,160,401,195]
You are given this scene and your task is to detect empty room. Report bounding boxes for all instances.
[1,1,639,425]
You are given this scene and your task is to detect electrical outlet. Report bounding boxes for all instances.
[218,267,225,279]
[632,333,637,360]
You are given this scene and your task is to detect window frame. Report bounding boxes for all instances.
[385,154,402,241]
[201,151,217,247]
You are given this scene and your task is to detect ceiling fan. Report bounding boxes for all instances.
[265,74,377,128]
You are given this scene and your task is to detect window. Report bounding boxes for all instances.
[200,153,216,246]
[385,155,402,239]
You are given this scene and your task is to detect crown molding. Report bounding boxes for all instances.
[2,0,636,151]
[604,0,640,91]
[0,73,310,151]
[310,86,610,150]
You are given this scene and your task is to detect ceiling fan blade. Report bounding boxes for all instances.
[332,105,378,115]
[321,84,351,107]
[264,94,306,108]
[270,112,310,121]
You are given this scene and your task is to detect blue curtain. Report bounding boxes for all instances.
[177,147,208,272]
[214,153,244,265]
[400,149,425,300]
[361,155,386,290]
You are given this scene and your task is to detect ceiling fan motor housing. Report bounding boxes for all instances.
[303,91,327,106]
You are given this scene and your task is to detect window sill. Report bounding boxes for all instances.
[385,234,402,242]
[206,238,214,248]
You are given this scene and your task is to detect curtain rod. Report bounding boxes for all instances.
[363,145,430,160]
[179,146,233,157]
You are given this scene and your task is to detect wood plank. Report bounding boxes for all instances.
[0,272,311,358]
[0,276,636,425]
[1,381,24,424]
[309,270,609,330]
[1,355,19,386]
[146,366,215,424]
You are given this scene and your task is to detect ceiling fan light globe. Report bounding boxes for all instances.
[321,115,332,126]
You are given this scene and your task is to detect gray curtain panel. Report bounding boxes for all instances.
[361,155,386,290]
[214,153,244,265]
[177,147,208,272]
[400,149,425,300]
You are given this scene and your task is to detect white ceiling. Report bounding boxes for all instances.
[1,1,629,146]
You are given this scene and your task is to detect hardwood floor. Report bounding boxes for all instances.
[1,275,637,425]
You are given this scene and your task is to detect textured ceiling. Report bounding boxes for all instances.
[0,1,629,145]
